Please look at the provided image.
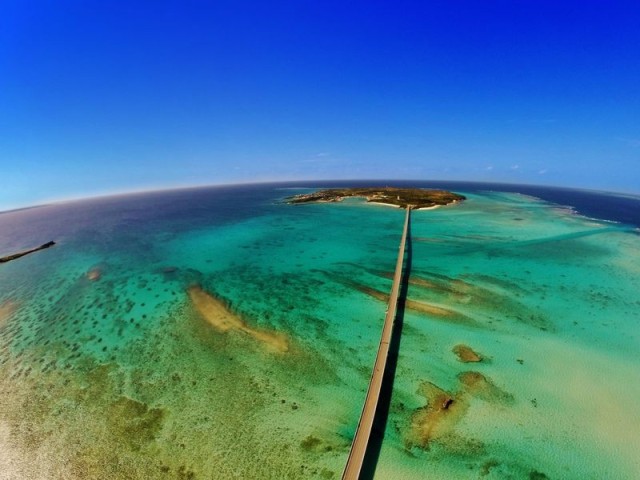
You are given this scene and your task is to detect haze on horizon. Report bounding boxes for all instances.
[1,1,639,211]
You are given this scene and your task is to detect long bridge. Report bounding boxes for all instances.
[342,207,411,480]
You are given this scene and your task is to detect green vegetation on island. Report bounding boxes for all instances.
[286,187,465,209]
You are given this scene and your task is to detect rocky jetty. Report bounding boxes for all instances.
[0,241,56,264]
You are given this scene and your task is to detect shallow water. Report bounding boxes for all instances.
[0,183,639,479]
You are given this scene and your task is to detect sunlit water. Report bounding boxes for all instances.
[1,182,639,479]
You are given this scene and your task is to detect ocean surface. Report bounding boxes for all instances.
[0,181,639,479]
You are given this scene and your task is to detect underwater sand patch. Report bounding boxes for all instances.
[405,272,551,331]
[411,273,507,307]
[187,285,288,353]
[452,344,483,363]
[458,371,514,404]
[409,275,449,291]
[461,273,529,295]
[377,270,451,293]
[412,237,447,243]
[86,268,101,281]
[381,271,508,308]
[347,281,481,328]
[0,300,18,328]
[405,298,465,319]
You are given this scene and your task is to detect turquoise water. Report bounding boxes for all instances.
[0,184,639,479]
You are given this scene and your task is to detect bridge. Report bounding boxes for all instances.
[342,207,411,480]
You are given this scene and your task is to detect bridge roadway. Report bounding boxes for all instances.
[342,207,411,480]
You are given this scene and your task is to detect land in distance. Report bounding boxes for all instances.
[286,187,465,209]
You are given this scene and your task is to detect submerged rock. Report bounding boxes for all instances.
[529,470,550,480]
[452,344,483,363]
[87,268,102,281]
[406,382,469,449]
[407,371,513,450]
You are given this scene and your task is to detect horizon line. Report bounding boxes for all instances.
[2,178,639,215]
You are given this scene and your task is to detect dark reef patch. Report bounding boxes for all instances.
[406,370,512,451]
[107,396,166,451]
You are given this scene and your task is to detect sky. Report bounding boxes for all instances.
[1,0,639,210]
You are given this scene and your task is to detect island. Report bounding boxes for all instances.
[286,187,465,209]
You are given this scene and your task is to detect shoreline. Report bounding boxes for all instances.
[287,187,466,209]
[368,201,402,208]
[353,201,444,210]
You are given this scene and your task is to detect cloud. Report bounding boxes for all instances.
[510,164,520,170]
[538,169,548,175]
[485,165,494,171]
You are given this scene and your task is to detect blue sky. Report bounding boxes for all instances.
[1,1,639,210]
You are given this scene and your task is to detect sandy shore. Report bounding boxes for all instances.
[367,201,402,208]
[367,202,443,210]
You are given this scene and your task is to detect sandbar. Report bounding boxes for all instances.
[187,285,288,353]
[346,281,481,327]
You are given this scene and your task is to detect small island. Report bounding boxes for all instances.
[286,187,465,209]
